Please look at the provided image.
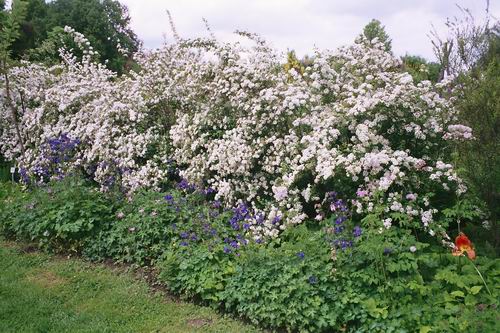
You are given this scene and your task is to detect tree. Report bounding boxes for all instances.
[360,19,392,52]
[430,2,499,251]
[7,0,140,73]
[283,50,305,76]
[10,0,47,57]
[453,29,500,251]
[430,5,492,79]
[401,54,441,83]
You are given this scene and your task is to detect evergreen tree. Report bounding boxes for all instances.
[361,19,392,52]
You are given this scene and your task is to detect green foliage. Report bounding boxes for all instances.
[8,0,46,56]
[0,0,27,61]
[0,177,115,253]
[1,178,499,332]
[160,244,236,303]
[329,226,500,332]
[23,26,67,65]
[0,156,12,182]
[221,226,345,332]
[453,32,500,252]
[361,19,392,52]
[5,0,140,73]
[401,54,441,83]
[85,190,178,265]
[84,188,235,266]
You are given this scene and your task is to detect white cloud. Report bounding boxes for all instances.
[119,0,499,60]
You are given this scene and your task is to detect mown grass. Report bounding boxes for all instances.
[0,239,261,333]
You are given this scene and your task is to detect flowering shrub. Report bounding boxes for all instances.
[0,27,168,192]
[0,26,474,244]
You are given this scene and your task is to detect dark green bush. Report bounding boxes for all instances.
[84,188,233,265]
[160,243,236,303]
[453,34,500,253]
[85,190,183,265]
[221,226,346,332]
[0,177,115,253]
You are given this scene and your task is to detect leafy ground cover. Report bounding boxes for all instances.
[1,179,499,332]
[0,238,261,333]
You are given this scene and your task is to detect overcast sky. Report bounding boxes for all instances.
[117,1,497,61]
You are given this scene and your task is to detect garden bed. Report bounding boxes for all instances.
[1,180,498,332]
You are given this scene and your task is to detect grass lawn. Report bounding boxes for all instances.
[0,240,261,333]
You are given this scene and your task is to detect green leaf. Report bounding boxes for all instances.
[464,294,477,307]
[420,326,432,333]
[451,290,465,298]
[363,298,388,319]
[469,285,482,295]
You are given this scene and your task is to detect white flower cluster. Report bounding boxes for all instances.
[443,124,473,140]
[0,30,472,239]
[1,27,168,192]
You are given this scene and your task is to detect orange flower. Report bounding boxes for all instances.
[452,232,476,260]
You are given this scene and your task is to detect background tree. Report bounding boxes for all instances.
[283,50,305,76]
[430,5,492,79]
[8,0,140,73]
[430,1,499,252]
[10,0,47,57]
[360,19,392,52]
[401,54,441,83]
[453,27,500,251]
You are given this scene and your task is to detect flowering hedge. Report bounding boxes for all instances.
[0,27,472,242]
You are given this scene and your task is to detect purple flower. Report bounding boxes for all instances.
[19,168,30,184]
[255,213,265,225]
[353,226,362,238]
[383,248,392,255]
[180,232,188,239]
[180,241,189,246]
[326,191,338,201]
[308,276,318,284]
[164,194,174,203]
[356,189,369,197]
[330,199,348,212]
[223,246,232,254]
[177,179,190,190]
[335,216,347,225]
[334,226,344,234]
[340,240,352,250]
[297,251,305,259]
